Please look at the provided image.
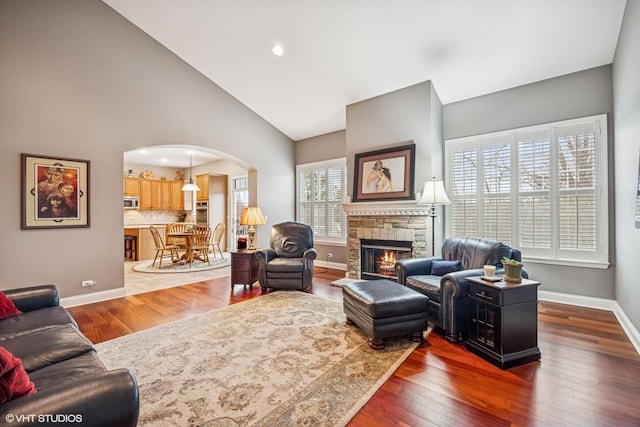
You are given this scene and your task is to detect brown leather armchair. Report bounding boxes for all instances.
[255,222,318,292]
[395,237,528,342]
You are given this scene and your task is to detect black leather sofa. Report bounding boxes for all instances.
[395,237,528,342]
[0,285,139,427]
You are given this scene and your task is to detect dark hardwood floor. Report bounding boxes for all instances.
[68,267,640,426]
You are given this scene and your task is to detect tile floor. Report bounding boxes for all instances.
[124,255,232,296]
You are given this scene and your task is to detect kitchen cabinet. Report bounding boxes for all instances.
[123,178,140,196]
[170,180,185,210]
[139,179,152,210]
[196,174,209,201]
[139,179,185,211]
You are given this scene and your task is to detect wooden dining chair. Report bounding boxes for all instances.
[190,224,212,266]
[149,225,180,268]
[167,223,190,252]
[209,223,225,259]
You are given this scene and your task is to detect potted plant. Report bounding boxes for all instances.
[501,256,523,283]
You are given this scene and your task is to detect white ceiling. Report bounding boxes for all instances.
[124,146,221,168]
[105,0,627,143]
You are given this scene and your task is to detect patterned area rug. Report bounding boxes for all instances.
[96,291,421,426]
[132,254,230,273]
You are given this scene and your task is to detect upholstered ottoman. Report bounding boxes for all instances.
[343,279,429,350]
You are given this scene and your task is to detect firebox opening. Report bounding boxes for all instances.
[360,239,413,281]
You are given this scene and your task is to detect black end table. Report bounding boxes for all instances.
[465,275,541,369]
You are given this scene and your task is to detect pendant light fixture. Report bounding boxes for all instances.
[181,154,200,192]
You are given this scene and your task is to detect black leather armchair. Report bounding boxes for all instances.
[255,222,318,292]
[395,237,528,342]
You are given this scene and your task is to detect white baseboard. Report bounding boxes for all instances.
[539,290,640,357]
[60,287,127,308]
[315,260,347,271]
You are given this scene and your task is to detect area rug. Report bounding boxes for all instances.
[96,291,420,426]
[330,277,363,287]
[132,254,230,273]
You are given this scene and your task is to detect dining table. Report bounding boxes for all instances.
[166,230,204,266]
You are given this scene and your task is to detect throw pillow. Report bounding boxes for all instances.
[0,292,22,319]
[0,347,36,403]
[431,260,462,276]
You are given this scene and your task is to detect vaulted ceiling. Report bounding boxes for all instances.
[105,0,627,142]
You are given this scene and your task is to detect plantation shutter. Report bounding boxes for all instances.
[446,114,607,266]
[296,158,347,243]
[556,121,599,260]
[482,138,512,245]
[517,129,552,257]
[451,146,479,237]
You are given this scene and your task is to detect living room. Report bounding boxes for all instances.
[1,0,640,424]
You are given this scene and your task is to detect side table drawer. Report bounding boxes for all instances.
[469,284,501,305]
[232,256,250,270]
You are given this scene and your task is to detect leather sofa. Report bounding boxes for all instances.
[395,237,528,342]
[255,221,318,292]
[0,285,139,427]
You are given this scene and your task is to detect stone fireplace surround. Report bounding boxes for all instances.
[343,200,431,279]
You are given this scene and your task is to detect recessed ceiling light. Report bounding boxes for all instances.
[272,44,284,56]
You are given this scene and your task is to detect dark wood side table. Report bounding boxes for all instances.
[231,250,259,289]
[465,276,541,369]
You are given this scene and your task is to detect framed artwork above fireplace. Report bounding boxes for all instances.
[353,142,415,202]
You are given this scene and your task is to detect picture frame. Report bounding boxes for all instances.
[353,143,415,202]
[21,153,90,229]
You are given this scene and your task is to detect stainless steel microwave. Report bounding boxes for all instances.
[124,196,140,210]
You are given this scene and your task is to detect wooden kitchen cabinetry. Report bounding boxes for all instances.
[123,178,140,196]
[170,180,185,210]
[196,174,209,201]
[139,179,185,210]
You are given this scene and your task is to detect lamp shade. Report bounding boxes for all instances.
[419,178,451,205]
[240,207,266,226]
[181,181,200,192]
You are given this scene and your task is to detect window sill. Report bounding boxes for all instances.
[522,257,610,269]
[314,239,346,247]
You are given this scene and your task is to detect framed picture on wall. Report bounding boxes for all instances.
[21,153,90,229]
[353,143,415,202]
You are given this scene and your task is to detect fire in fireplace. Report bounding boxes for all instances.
[360,239,413,281]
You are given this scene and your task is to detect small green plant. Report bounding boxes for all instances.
[501,256,523,266]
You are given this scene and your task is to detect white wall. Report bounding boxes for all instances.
[612,0,640,333]
[0,0,293,297]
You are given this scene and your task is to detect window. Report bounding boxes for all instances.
[446,114,608,267]
[297,158,347,243]
[232,177,248,249]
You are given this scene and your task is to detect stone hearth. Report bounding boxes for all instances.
[343,201,430,279]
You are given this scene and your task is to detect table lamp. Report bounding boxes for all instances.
[419,177,452,256]
[240,206,266,251]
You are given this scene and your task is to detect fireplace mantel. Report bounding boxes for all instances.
[342,200,431,217]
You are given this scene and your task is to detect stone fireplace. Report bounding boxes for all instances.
[343,200,430,279]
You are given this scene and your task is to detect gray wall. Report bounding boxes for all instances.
[443,65,615,299]
[0,0,293,297]
[346,81,443,196]
[612,1,640,333]
[294,130,348,266]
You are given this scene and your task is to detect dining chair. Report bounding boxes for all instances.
[167,223,190,252]
[149,225,180,268]
[190,224,212,266]
[209,223,225,259]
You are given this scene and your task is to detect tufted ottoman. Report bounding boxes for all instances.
[343,279,429,350]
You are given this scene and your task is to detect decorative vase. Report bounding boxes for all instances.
[503,264,523,283]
